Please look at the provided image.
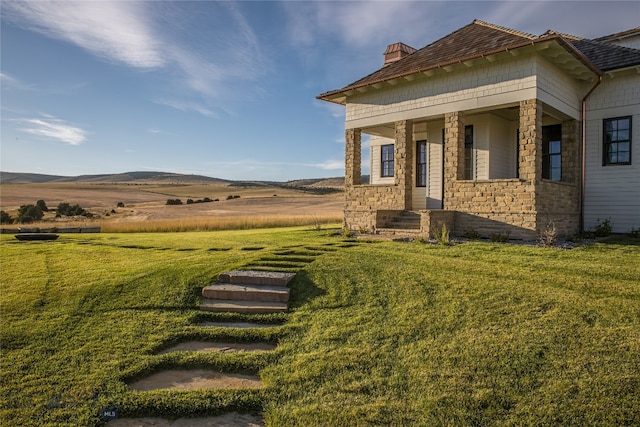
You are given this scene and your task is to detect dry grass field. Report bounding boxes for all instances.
[0,181,344,231]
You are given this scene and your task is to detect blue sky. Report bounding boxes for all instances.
[1,1,638,181]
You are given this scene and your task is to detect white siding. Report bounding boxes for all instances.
[369,135,395,185]
[427,120,445,209]
[346,54,539,129]
[535,56,585,119]
[471,115,489,180]
[463,114,519,181]
[410,121,446,210]
[488,115,518,179]
[584,72,640,232]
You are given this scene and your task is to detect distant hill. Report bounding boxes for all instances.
[0,171,348,190]
[0,171,230,185]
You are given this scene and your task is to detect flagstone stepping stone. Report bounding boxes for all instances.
[197,321,280,329]
[107,412,264,426]
[128,370,263,391]
[158,341,276,354]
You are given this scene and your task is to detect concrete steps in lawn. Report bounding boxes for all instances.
[200,299,288,314]
[200,270,295,314]
[202,284,290,302]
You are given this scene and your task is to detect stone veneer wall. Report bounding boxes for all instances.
[344,121,413,232]
[444,101,542,239]
[419,210,456,237]
[535,118,581,236]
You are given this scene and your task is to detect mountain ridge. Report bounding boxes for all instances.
[0,171,348,188]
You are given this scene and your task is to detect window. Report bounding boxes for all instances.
[464,125,473,180]
[542,124,562,181]
[416,140,427,187]
[381,144,394,177]
[603,117,632,165]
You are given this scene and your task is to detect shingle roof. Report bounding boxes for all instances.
[594,27,640,43]
[569,38,640,71]
[318,20,640,102]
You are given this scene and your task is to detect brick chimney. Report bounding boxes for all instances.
[383,42,416,66]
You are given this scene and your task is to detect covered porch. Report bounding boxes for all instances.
[344,99,581,239]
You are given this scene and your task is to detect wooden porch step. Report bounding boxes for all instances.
[200,299,288,314]
[202,284,290,302]
[218,270,296,286]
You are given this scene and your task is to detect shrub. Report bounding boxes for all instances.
[435,224,450,245]
[594,218,612,237]
[36,199,49,212]
[165,199,183,205]
[186,199,194,205]
[538,222,557,247]
[1,210,14,224]
[117,202,125,208]
[17,204,43,223]
[628,228,640,238]
[56,202,88,217]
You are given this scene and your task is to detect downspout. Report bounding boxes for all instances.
[580,74,602,233]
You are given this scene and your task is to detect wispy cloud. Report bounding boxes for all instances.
[153,99,218,119]
[3,1,164,69]
[312,160,344,171]
[205,158,344,171]
[283,1,444,50]
[15,115,87,145]
[0,72,36,91]
[2,1,270,116]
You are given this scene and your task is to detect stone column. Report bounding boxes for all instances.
[345,128,361,186]
[395,120,413,209]
[518,99,542,183]
[443,111,465,208]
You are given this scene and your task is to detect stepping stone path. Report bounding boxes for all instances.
[200,270,296,314]
[114,271,296,425]
[128,369,264,391]
[107,413,264,427]
[158,341,276,354]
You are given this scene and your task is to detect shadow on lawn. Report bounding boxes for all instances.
[287,270,326,310]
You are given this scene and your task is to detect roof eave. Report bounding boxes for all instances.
[317,34,603,104]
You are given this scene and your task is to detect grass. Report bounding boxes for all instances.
[1,229,639,426]
[99,215,342,233]
[1,215,342,233]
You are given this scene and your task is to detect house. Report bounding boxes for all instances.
[318,20,640,239]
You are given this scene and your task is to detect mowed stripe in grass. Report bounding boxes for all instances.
[1,230,639,426]
[264,240,640,426]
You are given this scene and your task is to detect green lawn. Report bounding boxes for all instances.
[1,229,639,426]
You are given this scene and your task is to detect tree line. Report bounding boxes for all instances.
[0,200,91,224]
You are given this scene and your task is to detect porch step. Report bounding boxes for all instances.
[218,270,296,286]
[383,211,421,230]
[202,284,290,302]
[200,299,288,314]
